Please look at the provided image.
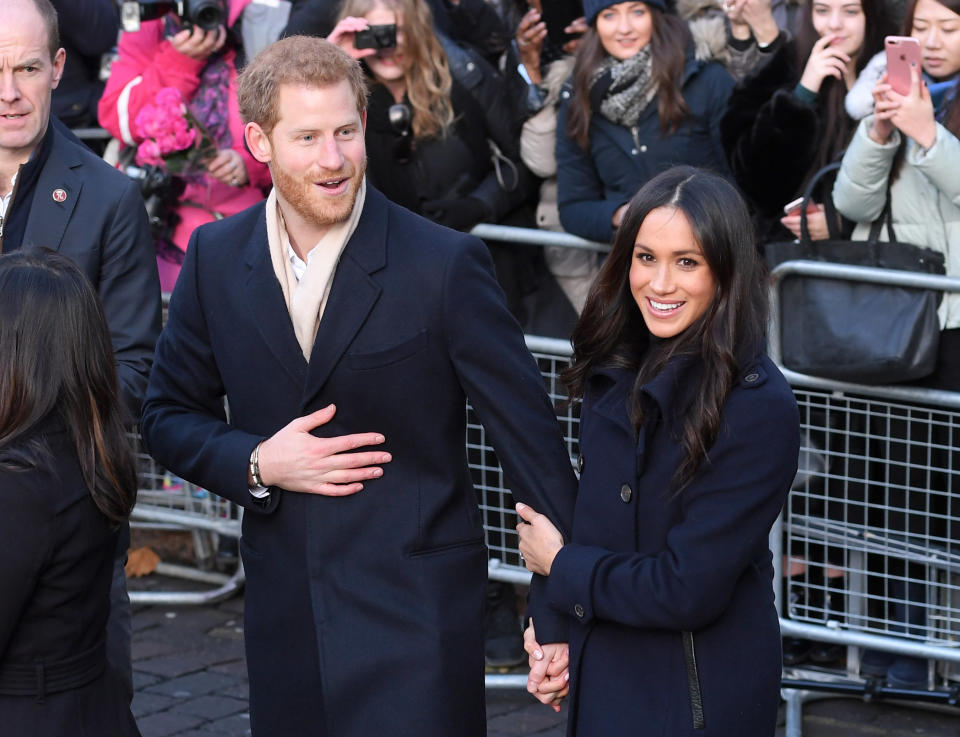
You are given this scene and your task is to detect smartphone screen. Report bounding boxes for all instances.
[541,0,585,47]
[885,36,922,96]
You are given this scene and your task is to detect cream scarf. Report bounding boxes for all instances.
[265,178,367,360]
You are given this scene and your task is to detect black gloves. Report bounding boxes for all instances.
[421,196,489,231]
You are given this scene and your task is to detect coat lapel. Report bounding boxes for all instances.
[242,207,309,387]
[300,187,388,409]
[23,129,82,252]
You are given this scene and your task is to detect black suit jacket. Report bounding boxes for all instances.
[141,187,577,736]
[22,121,162,419]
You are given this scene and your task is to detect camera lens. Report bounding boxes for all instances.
[188,0,225,31]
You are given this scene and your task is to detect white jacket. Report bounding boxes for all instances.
[833,115,960,328]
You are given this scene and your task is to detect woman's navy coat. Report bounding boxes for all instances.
[555,51,734,244]
[547,355,799,736]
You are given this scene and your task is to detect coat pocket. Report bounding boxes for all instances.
[682,630,706,730]
[345,329,428,370]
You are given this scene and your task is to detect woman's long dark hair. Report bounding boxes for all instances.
[0,250,137,525]
[564,166,767,492]
[568,5,691,149]
[794,0,894,182]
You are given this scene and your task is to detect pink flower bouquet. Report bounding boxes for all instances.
[134,87,217,176]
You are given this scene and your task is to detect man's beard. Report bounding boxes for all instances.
[271,157,367,229]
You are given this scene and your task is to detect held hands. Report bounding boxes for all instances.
[780,203,829,240]
[515,502,563,576]
[256,404,391,495]
[524,621,570,712]
[328,17,378,61]
[799,34,852,94]
[206,148,248,187]
[169,24,226,61]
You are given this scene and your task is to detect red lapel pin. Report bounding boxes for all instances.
[52,188,67,203]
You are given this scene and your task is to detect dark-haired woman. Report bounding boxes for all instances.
[720,0,894,244]
[516,167,799,736]
[555,0,735,244]
[0,250,140,737]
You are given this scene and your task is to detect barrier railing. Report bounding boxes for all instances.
[770,261,960,736]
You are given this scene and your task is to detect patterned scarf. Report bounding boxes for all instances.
[164,15,233,151]
[589,46,658,127]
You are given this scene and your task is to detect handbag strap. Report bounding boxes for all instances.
[866,185,898,244]
[799,162,842,244]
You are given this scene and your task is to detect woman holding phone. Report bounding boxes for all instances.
[553,0,735,244]
[832,0,960,689]
[515,167,799,735]
[720,0,894,244]
[0,250,139,736]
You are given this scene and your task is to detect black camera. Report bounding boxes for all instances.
[120,0,227,33]
[123,162,186,239]
[355,24,397,50]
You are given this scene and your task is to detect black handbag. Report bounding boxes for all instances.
[764,163,945,385]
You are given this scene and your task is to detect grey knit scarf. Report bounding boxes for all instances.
[590,46,657,126]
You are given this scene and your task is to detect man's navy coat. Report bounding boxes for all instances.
[546,356,799,736]
[141,187,578,736]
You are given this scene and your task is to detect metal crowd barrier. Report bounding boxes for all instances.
[770,261,960,735]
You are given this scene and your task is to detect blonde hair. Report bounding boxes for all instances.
[237,36,369,135]
[338,0,455,140]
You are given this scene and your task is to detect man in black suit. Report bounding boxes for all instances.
[0,0,162,699]
[141,36,575,736]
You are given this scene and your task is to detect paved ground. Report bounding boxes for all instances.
[129,576,960,737]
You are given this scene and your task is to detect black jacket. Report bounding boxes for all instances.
[0,421,140,737]
[720,40,826,243]
[50,0,118,128]
[364,42,535,228]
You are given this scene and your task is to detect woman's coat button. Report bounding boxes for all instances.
[620,483,632,503]
[574,604,585,618]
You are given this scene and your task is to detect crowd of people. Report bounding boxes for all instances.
[1,0,960,734]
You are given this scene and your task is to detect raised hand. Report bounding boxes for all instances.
[799,34,852,94]
[327,17,378,61]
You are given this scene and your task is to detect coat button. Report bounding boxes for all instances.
[631,148,638,155]
[744,372,759,383]
[620,483,632,503]
[640,144,647,152]
[574,604,585,618]
[577,454,584,473]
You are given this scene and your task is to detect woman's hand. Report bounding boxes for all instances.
[516,7,547,85]
[889,66,938,150]
[799,34,851,94]
[328,17,377,61]
[780,203,829,240]
[169,24,226,61]
[562,16,589,54]
[516,502,564,576]
[524,621,570,712]
[206,148,248,187]
[869,73,898,144]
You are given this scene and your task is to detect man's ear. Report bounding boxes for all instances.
[51,47,66,90]
[245,122,273,164]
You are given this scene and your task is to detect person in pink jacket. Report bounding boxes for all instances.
[98,0,271,291]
